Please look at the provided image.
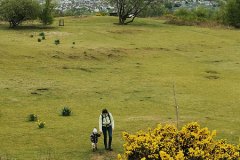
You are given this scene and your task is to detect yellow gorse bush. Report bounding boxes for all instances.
[118,122,239,160]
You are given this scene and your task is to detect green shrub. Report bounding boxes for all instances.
[225,0,240,27]
[167,7,220,26]
[61,107,71,116]
[30,35,34,38]
[38,38,41,42]
[99,12,107,16]
[39,32,45,37]
[39,0,54,25]
[54,39,60,45]
[29,114,38,121]
[174,8,195,20]
[194,7,213,20]
[37,120,45,128]
[42,36,45,40]
[73,42,75,45]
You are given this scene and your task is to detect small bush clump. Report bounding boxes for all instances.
[39,32,45,37]
[55,39,60,45]
[42,36,45,40]
[166,7,219,26]
[30,35,34,38]
[29,114,38,121]
[61,107,72,116]
[38,38,41,42]
[37,120,45,129]
[118,122,240,160]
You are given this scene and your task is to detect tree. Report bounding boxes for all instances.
[39,0,55,25]
[225,0,240,27]
[139,3,168,17]
[110,0,160,25]
[0,0,40,28]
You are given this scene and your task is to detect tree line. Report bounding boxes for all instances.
[0,0,240,28]
[110,0,240,27]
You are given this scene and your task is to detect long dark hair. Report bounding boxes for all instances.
[102,108,108,114]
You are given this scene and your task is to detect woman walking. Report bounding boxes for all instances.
[99,108,114,151]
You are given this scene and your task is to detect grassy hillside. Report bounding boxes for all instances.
[0,16,239,159]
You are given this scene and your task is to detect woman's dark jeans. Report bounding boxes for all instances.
[102,125,112,149]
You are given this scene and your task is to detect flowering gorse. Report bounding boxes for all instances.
[118,122,239,160]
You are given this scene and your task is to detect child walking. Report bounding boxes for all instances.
[90,128,101,151]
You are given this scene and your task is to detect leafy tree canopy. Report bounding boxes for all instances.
[0,0,40,27]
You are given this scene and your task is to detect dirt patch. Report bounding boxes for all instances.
[111,48,122,53]
[211,60,223,63]
[205,70,220,79]
[205,75,220,80]
[68,55,80,59]
[62,66,93,72]
[205,116,213,120]
[175,48,182,51]
[37,88,49,91]
[31,88,49,95]
[90,55,99,60]
[91,154,105,160]
[90,150,117,160]
[79,68,92,72]
[107,29,144,34]
[83,53,100,61]
[22,55,34,59]
[51,51,65,59]
[205,70,219,74]
[202,60,224,64]
[62,66,69,69]
[107,54,114,58]
[142,47,170,51]
[145,96,152,99]
[52,55,61,59]
[31,92,41,95]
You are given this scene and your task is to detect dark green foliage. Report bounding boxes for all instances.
[29,114,38,121]
[61,107,72,116]
[167,3,240,28]
[39,0,54,25]
[39,32,45,37]
[30,35,34,38]
[72,42,75,45]
[38,38,42,42]
[37,121,45,128]
[225,0,240,27]
[54,39,60,45]
[140,4,167,17]
[110,0,161,24]
[39,32,45,40]
[167,7,219,26]
[0,0,41,28]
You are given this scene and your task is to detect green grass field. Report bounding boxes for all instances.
[0,16,239,160]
